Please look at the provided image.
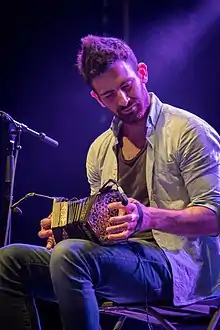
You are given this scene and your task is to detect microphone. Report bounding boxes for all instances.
[0,111,59,148]
[10,193,69,219]
[11,192,59,212]
[13,206,23,216]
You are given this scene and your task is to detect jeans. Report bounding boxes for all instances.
[0,239,173,330]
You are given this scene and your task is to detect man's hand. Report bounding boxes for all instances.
[106,198,147,241]
[38,213,56,249]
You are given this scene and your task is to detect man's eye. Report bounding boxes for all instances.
[122,82,132,90]
[105,92,115,99]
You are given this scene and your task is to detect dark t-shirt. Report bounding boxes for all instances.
[117,143,154,240]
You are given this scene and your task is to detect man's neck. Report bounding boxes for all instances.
[122,116,147,146]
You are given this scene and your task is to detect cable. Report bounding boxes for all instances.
[127,241,153,330]
[99,179,128,206]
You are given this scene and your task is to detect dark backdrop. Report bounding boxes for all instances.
[1,0,219,245]
[0,1,219,329]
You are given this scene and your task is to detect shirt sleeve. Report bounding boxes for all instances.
[86,142,101,196]
[178,120,220,213]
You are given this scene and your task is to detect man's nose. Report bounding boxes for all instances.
[117,89,130,107]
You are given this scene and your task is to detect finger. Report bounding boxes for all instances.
[38,229,53,239]
[118,208,127,216]
[40,218,51,230]
[46,237,55,250]
[107,230,131,241]
[108,202,136,213]
[109,213,137,225]
[106,222,134,234]
[108,202,124,210]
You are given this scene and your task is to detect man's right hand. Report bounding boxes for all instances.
[38,213,56,250]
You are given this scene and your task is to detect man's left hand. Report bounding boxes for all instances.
[106,198,147,241]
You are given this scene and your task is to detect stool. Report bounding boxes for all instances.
[99,296,220,330]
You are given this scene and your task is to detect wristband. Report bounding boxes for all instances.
[133,203,144,234]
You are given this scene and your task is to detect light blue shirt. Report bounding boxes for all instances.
[86,93,220,306]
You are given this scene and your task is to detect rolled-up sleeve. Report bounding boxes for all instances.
[178,121,220,213]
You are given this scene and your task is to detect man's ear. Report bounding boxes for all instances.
[137,62,148,84]
[90,90,106,108]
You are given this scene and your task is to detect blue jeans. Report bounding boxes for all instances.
[0,239,173,330]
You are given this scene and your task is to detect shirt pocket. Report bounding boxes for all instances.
[153,158,189,205]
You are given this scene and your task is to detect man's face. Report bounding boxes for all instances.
[92,60,149,124]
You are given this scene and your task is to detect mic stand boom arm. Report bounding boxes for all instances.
[0,110,59,246]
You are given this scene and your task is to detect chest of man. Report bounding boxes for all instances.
[121,136,146,160]
[100,133,190,212]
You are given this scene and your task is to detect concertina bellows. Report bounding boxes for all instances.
[51,179,128,245]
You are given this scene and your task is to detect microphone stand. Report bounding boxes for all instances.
[0,110,59,246]
[3,123,22,246]
[11,192,58,211]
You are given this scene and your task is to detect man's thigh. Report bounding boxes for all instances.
[95,239,173,304]
[55,238,173,304]
[0,243,55,301]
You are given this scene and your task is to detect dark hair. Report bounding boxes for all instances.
[77,35,138,86]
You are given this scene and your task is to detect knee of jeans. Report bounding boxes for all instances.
[50,239,96,274]
[0,244,28,276]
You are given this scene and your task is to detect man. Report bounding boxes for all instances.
[0,35,220,330]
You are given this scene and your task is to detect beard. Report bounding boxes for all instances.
[116,86,150,124]
[117,103,143,123]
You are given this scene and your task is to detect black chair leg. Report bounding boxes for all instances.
[112,316,127,330]
[147,307,177,330]
[207,308,220,330]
